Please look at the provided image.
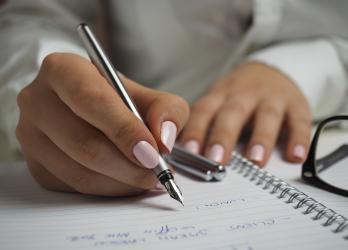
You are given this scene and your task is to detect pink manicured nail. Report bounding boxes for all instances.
[293,144,306,160]
[184,140,199,154]
[207,144,224,162]
[133,141,159,169]
[161,121,177,152]
[249,144,265,162]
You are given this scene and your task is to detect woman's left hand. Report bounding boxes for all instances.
[179,62,312,167]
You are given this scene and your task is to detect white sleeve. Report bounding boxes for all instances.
[247,39,348,121]
[0,0,92,157]
[245,0,348,121]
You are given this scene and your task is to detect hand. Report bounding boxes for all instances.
[180,62,311,166]
[16,53,189,196]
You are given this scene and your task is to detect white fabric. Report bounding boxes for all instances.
[0,0,348,159]
[248,39,347,120]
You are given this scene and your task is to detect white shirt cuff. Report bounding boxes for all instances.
[247,39,347,120]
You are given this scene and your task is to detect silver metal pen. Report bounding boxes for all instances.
[76,23,184,206]
[167,145,226,182]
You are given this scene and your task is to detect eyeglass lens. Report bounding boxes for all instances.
[315,119,348,191]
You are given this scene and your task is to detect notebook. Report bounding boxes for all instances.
[0,153,347,250]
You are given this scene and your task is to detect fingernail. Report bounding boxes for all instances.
[184,140,199,154]
[133,141,159,169]
[161,121,177,152]
[293,144,306,160]
[249,144,265,162]
[207,144,224,162]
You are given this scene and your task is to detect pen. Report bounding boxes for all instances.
[166,145,226,181]
[76,23,184,206]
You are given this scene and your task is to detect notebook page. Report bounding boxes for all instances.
[266,131,348,217]
[0,163,346,250]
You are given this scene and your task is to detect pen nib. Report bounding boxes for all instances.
[164,179,184,206]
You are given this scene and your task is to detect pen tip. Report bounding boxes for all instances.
[179,198,185,206]
[164,179,184,207]
[174,192,184,206]
[175,191,184,206]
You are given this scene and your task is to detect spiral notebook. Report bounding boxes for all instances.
[0,154,347,250]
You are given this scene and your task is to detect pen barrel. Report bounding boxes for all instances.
[166,158,214,181]
[77,23,172,187]
[76,23,143,121]
[154,157,171,177]
[170,145,226,181]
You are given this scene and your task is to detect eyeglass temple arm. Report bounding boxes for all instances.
[316,144,348,173]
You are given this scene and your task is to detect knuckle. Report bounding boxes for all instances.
[162,95,190,124]
[191,97,213,114]
[171,95,190,116]
[17,86,32,111]
[292,97,310,108]
[15,118,32,147]
[260,103,283,118]
[15,123,24,143]
[222,101,249,116]
[74,132,106,165]
[112,118,143,147]
[170,94,189,108]
[70,84,104,108]
[41,53,63,72]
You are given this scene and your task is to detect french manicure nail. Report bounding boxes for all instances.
[293,144,306,160]
[161,121,177,152]
[133,141,159,169]
[250,144,265,162]
[207,144,224,162]
[184,140,199,154]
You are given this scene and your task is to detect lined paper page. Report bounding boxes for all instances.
[0,162,346,250]
[266,131,348,217]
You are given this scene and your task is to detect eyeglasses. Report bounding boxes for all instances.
[302,115,348,197]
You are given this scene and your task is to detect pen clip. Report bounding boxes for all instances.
[166,145,227,181]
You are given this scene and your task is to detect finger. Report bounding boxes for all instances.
[126,79,190,152]
[17,120,74,192]
[246,99,286,167]
[18,90,158,189]
[179,91,225,154]
[284,101,312,163]
[204,95,256,163]
[20,126,148,196]
[40,53,160,169]
[25,158,74,193]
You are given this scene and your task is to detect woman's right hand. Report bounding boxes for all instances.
[16,53,190,196]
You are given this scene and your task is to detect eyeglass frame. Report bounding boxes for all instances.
[302,115,348,197]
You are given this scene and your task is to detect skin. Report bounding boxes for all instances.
[16,53,190,196]
[16,53,311,197]
[180,62,312,166]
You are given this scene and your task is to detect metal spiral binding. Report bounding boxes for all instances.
[229,151,348,236]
